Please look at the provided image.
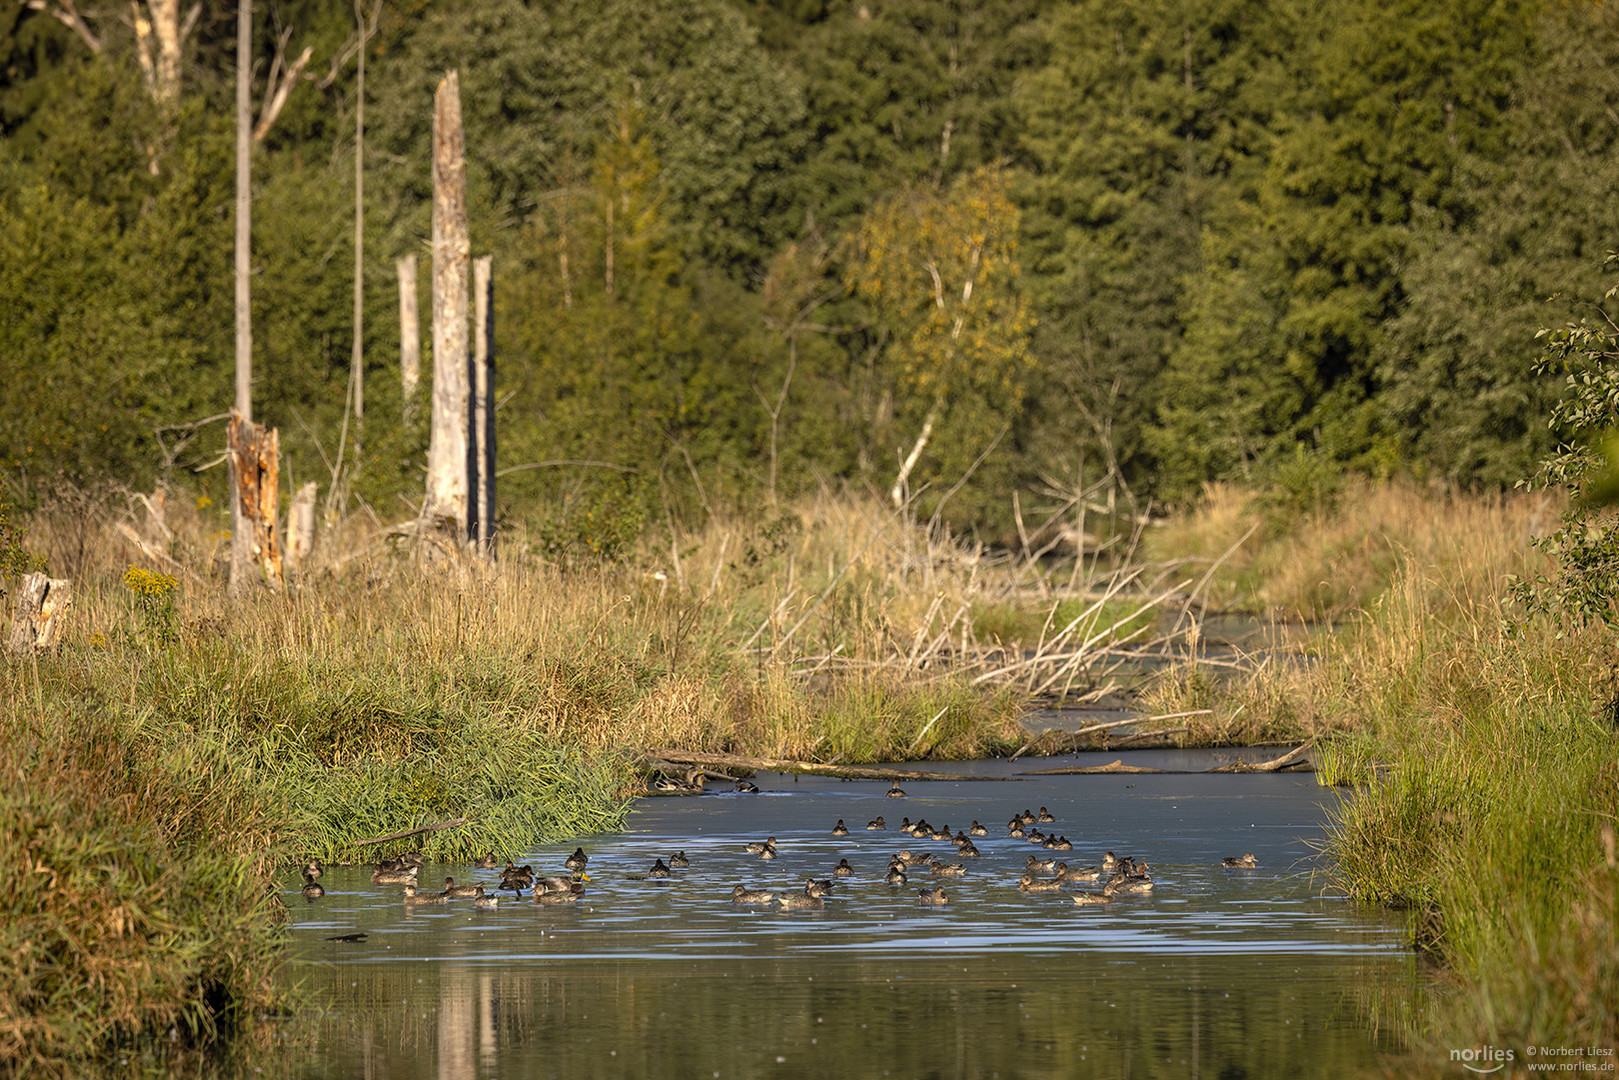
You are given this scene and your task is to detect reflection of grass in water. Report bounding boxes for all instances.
[279,953,1409,1079]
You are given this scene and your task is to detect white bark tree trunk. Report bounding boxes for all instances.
[424,71,470,539]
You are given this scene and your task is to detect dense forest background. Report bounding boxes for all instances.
[4,0,1617,548]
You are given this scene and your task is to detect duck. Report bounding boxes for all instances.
[1019,810,1037,825]
[886,782,907,798]
[532,888,580,905]
[534,872,589,895]
[931,863,966,877]
[730,884,776,905]
[1047,836,1073,851]
[1106,875,1154,895]
[648,859,671,879]
[303,858,324,880]
[1025,855,1057,874]
[734,779,760,793]
[1008,825,1026,839]
[957,842,981,858]
[1072,890,1112,906]
[1019,874,1063,892]
[564,848,589,871]
[757,845,778,860]
[1222,853,1258,868]
[930,825,953,841]
[969,821,988,836]
[884,866,908,887]
[1005,817,1022,831]
[669,851,691,869]
[917,887,949,905]
[953,830,970,845]
[1101,852,1120,872]
[402,884,447,905]
[894,850,933,867]
[1026,829,1047,844]
[442,877,482,899]
[1057,863,1100,883]
[776,893,825,911]
[372,864,418,886]
[744,837,777,855]
[473,851,498,870]
[500,863,535,888]
[831,820,850,836]
[472,888,499,909]
[833,859,854,877]
[866,816,886,831]
[301,872,324,900]
[803,879,835,898]
[1038,807,1056,823]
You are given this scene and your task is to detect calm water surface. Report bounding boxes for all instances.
[277,750,1418,1079]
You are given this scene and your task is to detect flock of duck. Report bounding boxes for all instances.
[295,788,1261,913]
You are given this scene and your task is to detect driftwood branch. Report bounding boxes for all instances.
[1207,742,1312,773]
[1020,744,1314,776]
[354,817,469,846]
[645,750,1017,782]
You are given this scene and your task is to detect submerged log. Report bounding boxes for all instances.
[8,572,72,654]
[1207,743,1312,773]
[645,749,1017,782]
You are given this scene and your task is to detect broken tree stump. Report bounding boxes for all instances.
[228,410,283,591]
[9,572,72,654]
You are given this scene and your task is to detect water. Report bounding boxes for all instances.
[276,751,1418,1078]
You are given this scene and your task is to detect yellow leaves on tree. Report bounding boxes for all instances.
[849,167,1033,402]
[848,168,1034,505]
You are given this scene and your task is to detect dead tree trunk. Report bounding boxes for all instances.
[230,0,254,595]
[9,573,72,654]
[285,481,317,571]
[398,254,420,423]
[228,411,283,589]
[424,71,470,542]
[472,255,495,558]
[350,0,366,435]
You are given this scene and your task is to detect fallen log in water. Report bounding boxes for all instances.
[1020,744,1313,776]
[644,749,1017,782]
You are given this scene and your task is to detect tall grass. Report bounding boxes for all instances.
[1145,481,1618,1062]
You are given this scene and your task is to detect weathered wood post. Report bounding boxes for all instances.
[9,572,72,654]
[472,255,495,558]
[424,70,470,543]
[399,254,420,424]
[285,481,317,572]
[228,412,284,587]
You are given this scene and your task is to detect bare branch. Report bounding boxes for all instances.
[25,0,103,52]
[317,0,383,89]
[253,43,313,142]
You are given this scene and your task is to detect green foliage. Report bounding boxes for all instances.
[0,499,44,595]
[1512,258,1619,631]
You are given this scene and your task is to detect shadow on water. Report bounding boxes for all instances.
[274,751,1424,1079]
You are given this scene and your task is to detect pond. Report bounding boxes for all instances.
[276,748,1420,1079]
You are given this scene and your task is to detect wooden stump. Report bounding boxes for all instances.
[9,572,72,654]
[228,411,283,590]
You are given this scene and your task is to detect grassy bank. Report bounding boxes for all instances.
[3,489,1052,1070]
[1149,481,1618,1066]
